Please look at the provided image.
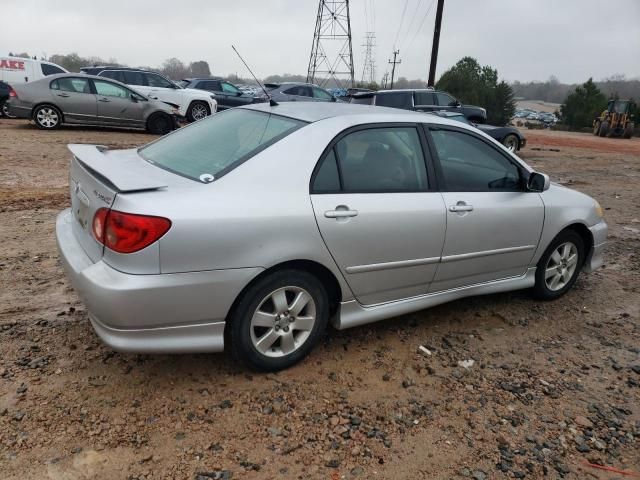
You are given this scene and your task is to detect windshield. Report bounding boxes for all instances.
[139,109,306,182]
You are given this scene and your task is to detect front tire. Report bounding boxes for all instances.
[598,121,609,137]
[229,270,329,371]
[533,230,584,300]
[592,120,601,136]
[33,104,62,129]
[623,123,634,139]
[502,134,519,152]
[186,101,210,122]
[146,113,174,135]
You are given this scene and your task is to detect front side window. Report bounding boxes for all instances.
[312,87,333,100]
[139,109,306,182]
[123,71,145,86]
[283,86,311,97]
[221,82,241,94]
[414,91,435,106]
[50,77,91,94]
[430,129,522,191]
[93,80,130,98]
[312,126,428,193]
[145,73,174,88]
[436,92,456,106]
[375,92,413,109]
[41,63,65,76]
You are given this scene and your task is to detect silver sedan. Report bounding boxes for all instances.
[56,103,607,371]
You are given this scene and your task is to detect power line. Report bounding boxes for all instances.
[393,0,410,48]
[398,0,424,49]
[405,0,437,53]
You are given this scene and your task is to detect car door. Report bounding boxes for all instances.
[310,125,446,305]
[282,86,313,102]
[142,72,181,105]
[311,86,335,103]
[425,125,544,292]
[221,81,250,107]
[414,91,437,112]
[49,77,96,123]
[92,79,146,127]
[435,92,458,113]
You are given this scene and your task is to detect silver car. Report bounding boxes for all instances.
[56,103,607,371]
[7,73,179,134]
[265,82,339,103]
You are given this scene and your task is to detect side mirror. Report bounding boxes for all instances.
[454,100,461,107]
[331,96,337,102]
[131,95,138,103]
[527,172,550,192]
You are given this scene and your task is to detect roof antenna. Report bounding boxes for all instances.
[231,45,278,107]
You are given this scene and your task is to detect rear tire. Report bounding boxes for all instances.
[592,120,600,136]
[186,101,210,122]
[623,123,634,139]
[33,104,62,129]
[146,113,174,135]
[598,121,609,137]
[502,134,520,152]
[533,230,585,300]
[1,100,17,118]
[229,270,329,371]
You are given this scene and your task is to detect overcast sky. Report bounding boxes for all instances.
[2,0,639,84]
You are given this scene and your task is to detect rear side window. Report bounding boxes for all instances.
[198,80,220,91]
[414,91,435,105]
[139,109,306,183]
[50,77,91,93]
[283,86,311,97]
[430,129,522,191]
[375,92,413,109]
[41,63,65,76]
[312,126,428,193]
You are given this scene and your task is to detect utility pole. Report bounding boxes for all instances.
[381,72,389,89]
[427,0,445,87]
[307,0,355,89]
[388,50,401,89]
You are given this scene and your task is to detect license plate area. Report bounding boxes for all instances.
[72,180,91,230]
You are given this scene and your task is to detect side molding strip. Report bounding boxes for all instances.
[441,245,536,263]
[345,256,440,274]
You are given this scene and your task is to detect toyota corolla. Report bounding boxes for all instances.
[56,102,607,371]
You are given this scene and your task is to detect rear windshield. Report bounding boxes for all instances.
[350,95,373,105]
[139,109,306,183]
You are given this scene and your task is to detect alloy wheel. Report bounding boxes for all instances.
[544,241,578,291]
[191,104,208,121]
[250,286,316,358]
[504,135,519,152]
[36,107,59,128]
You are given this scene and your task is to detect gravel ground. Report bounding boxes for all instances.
[1,119,639,479]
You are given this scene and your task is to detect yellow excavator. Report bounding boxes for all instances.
[593,99,635,138]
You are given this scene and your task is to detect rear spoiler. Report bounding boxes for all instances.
[68,144,168,192]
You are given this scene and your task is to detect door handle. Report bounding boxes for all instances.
[98,98,110,102]
[325,208,358,219]
[449,204,474,213]
[57,93,70,98]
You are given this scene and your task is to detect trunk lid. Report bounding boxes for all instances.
[67,144,168,262]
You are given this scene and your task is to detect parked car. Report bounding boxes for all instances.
[80,67,217,122]
[428,111,526,152]
[350,89,487,123]
[6,73,179,134]
[1,56,67,85]
[178,77,264,110]
[265,82,338,103]
[56,102,606,371]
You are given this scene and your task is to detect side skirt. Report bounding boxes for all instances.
[333,267,537,330]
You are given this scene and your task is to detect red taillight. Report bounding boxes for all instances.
[92,208,171,254]
[8,86,17,98]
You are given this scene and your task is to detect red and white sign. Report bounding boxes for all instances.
[0,59,26,70]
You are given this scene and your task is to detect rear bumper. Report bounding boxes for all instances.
[584,220,607,273]
[4,102,31,119]
[56,208,262,353]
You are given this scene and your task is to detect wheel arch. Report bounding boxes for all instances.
[31,102,64,123]
[544,223,594,268]
[224,259,343,332]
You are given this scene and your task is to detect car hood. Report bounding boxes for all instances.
[182,87,216,99]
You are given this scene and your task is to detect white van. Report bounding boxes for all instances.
[0,57,68,85]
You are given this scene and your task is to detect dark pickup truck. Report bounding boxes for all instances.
[350,88,487,124]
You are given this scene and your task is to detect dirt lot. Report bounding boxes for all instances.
[1,119,639,480]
